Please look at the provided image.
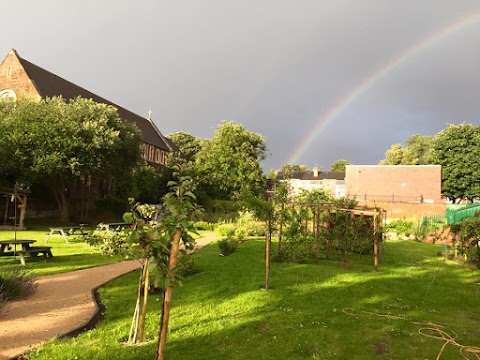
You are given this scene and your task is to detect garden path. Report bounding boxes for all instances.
[0,233,217,360]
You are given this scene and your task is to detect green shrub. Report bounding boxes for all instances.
[235,210,265,238]
[384,219,415,235]
[84,232,127,256]
[217,237,238,256]
[0,266,36,302]
[215,223,236,237]
[194,221,215,231]
[176,254,198,276]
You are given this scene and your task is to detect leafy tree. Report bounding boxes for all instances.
[402,134,434,165]
[380,134,434,165]
[195,121,267,199]
[431,123,480,202]
[132,166,169,204]
[280,164,309,176]
[379,143,404,165]
[0,97,142,221]
[167,132,203,164]
[330,159,350,172]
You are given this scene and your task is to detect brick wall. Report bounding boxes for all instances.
[0,50,40,99]
[346,165,442,203]
[362,201,447,219]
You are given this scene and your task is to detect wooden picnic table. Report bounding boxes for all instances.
[96,222,130,233]
[45,224,90,243]
[0,239,52,265]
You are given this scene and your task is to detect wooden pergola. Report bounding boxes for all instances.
[1,187,31,229]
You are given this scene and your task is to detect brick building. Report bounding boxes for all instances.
[345,165,442,203]
[0,49,175,168]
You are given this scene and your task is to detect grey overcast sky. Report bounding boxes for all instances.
[2,1,480,171]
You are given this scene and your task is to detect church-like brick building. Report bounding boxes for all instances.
[0,49,175,169]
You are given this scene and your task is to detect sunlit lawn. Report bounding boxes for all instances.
[26,239,480,360]
[0,229,122,276]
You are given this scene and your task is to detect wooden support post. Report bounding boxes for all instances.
[4,196,9,225]
[315,204,320,264]
[139,258,150,343]
[325,211,331,260]
[18,195,27,228]
[373,214,379,271]
[278,203,284,254]
[265,217,272,290]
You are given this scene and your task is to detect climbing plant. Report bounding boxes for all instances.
[274,195,383,269]
[449,216,480,262]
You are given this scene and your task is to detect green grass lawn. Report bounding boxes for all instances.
[22,239,480,359]
[0,229,122,276]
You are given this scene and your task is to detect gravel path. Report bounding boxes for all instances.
[0,233,217,360]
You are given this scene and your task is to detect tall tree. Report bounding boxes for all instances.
[280,164,309,175]
[0,97,142,221]
[402,134,434,165]
[431,123,480,203]
[167,132,203,164]
[330,159,350,172]
[195,121,267,199]
[380,134,434,165]
[379,144,404,165]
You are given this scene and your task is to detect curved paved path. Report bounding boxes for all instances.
[0,233,217,360]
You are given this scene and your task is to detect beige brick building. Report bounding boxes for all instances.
[345,165,442,203]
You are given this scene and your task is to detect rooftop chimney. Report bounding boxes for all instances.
[313,166,319,177]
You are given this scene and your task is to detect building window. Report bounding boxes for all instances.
[0,89,17,102]
[155,149,161,164]
[140,143,149,160]
[148,145,155,161]
[161,151,165,165]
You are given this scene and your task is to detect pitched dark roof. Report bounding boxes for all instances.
[16,52,172,151]
[277,171,345,181]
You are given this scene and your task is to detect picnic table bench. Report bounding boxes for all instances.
[0,240,52,265]
[96,222,130,233]
[18,246,53,266]
[45,224,90,243]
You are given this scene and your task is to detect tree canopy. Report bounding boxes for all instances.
[379,143,404,165]
[0,97,142,221]
[330,159,350,172]
[402,134,434,165]
[167,132,203,164]
[280,164,309,176]
[195,121,267,199]
[431,123,480,202]
[379,134,433,165]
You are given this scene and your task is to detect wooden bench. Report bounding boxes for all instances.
[19,246,53,266]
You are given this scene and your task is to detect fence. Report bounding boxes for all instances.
[352,194,424,204]
[421,214,446,228]
[446,203,480,224]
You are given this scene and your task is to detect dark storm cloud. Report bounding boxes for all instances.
[3,1,480,170]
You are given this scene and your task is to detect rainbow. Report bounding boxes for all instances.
[287,11,480,166]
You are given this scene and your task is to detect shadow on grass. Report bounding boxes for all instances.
[25,239,480,360]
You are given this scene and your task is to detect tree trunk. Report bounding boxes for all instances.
[156,229,182,360]
[50,182,70,223]
[265,217,271,290]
